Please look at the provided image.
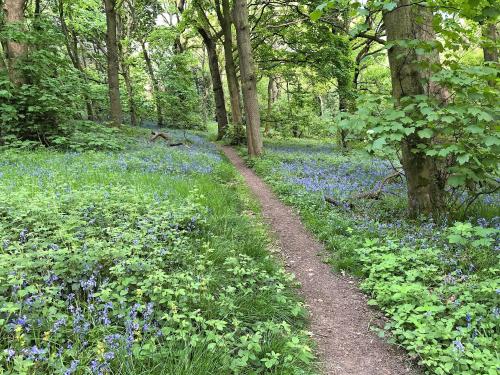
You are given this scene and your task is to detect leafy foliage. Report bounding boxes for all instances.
[249,138,499,374]
[0,132,317,374]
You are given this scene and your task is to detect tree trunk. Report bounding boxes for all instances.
[483,22,498,63]
[3,0,27,86]
[117,15,137,127]
[198,27,228,140]
[216,0,244,142]
[141,41,163,127]
[265,75,278,135]
[104,0,122,126]
[384,0,445,216]
[233,0,263,156]
[483,22,498,87]
[338,75,352,150]
[58,0,96,121]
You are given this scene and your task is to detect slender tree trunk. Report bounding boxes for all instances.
[483,22,498,87]
[483,22,498,63]
[233,0,263,156]
[216,0,244,142]
[265,75,278,135]
[117,16,137,127]
[58,0,96,121]
[318,95,324,117]
[141,41,163,127]
[104,0,122,126]
[3,0,27,86]
[198,27,228,140]
[337,75,353,149]
[384,0,445,216]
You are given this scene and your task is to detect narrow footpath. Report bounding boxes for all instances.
[221,146,419,375]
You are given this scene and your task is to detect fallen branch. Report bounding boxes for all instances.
[352,172,403,200]
[324,171,403,209]
[149,131,184,147]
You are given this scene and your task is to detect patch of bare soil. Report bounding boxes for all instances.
[221,146,420,375]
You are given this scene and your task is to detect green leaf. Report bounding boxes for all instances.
[457,154,470,165]
[418,128,433,138]
[484,136,500,146]
[448,174,466,187]
[383,2,397,11]
[372,137,387,150]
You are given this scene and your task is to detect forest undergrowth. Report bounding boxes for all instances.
[0,127,317,375]
[247,138,499,375]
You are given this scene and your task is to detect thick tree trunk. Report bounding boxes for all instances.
[104,0,122,126]
[233,0,263,156]
[198,27,228,140]
[216,0,244,142]
[3,0,27,86]
[141,41,163,127]
[384,0,445,216]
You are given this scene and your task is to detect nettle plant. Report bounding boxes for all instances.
[342,62,499,211]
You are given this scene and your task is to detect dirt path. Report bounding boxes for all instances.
[221,146,419,375]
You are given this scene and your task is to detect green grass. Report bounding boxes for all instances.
[0,128,318,374]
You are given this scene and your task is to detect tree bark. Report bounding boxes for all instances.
[216,0,244,142]
[337,75,353,149]
[117,14,137,127]
[233,0,263,156]
[58,0,96,121]
[198,27,228,140]
[141,41,163,127]
[3,0,27,86]
[264,75,278,135]
[104,0,123,126]
[483,22,498,63]
[384,0,445,216]
[482,22,498,87]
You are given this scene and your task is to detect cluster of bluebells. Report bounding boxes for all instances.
[259,141,500,364]
[0,132,218,373]
[268,149,406,200]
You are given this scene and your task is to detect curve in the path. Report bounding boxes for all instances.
[221,146,419,375]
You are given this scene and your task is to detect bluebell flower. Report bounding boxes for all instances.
[4,348,15,361]
[19,228,28,243]
[64,360,79,375]
[453,340,465,352]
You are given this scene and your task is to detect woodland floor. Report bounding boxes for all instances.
[221,146,421,375]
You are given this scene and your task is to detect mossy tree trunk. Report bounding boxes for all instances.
[104,0,123,126]
[3,0,27,86]
[384,0,445,216]
[233,0,263,156]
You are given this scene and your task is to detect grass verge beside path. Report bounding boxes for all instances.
[245,138,499,375]
[0,128,317,375]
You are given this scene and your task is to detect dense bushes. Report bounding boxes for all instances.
[0,20,85,146]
